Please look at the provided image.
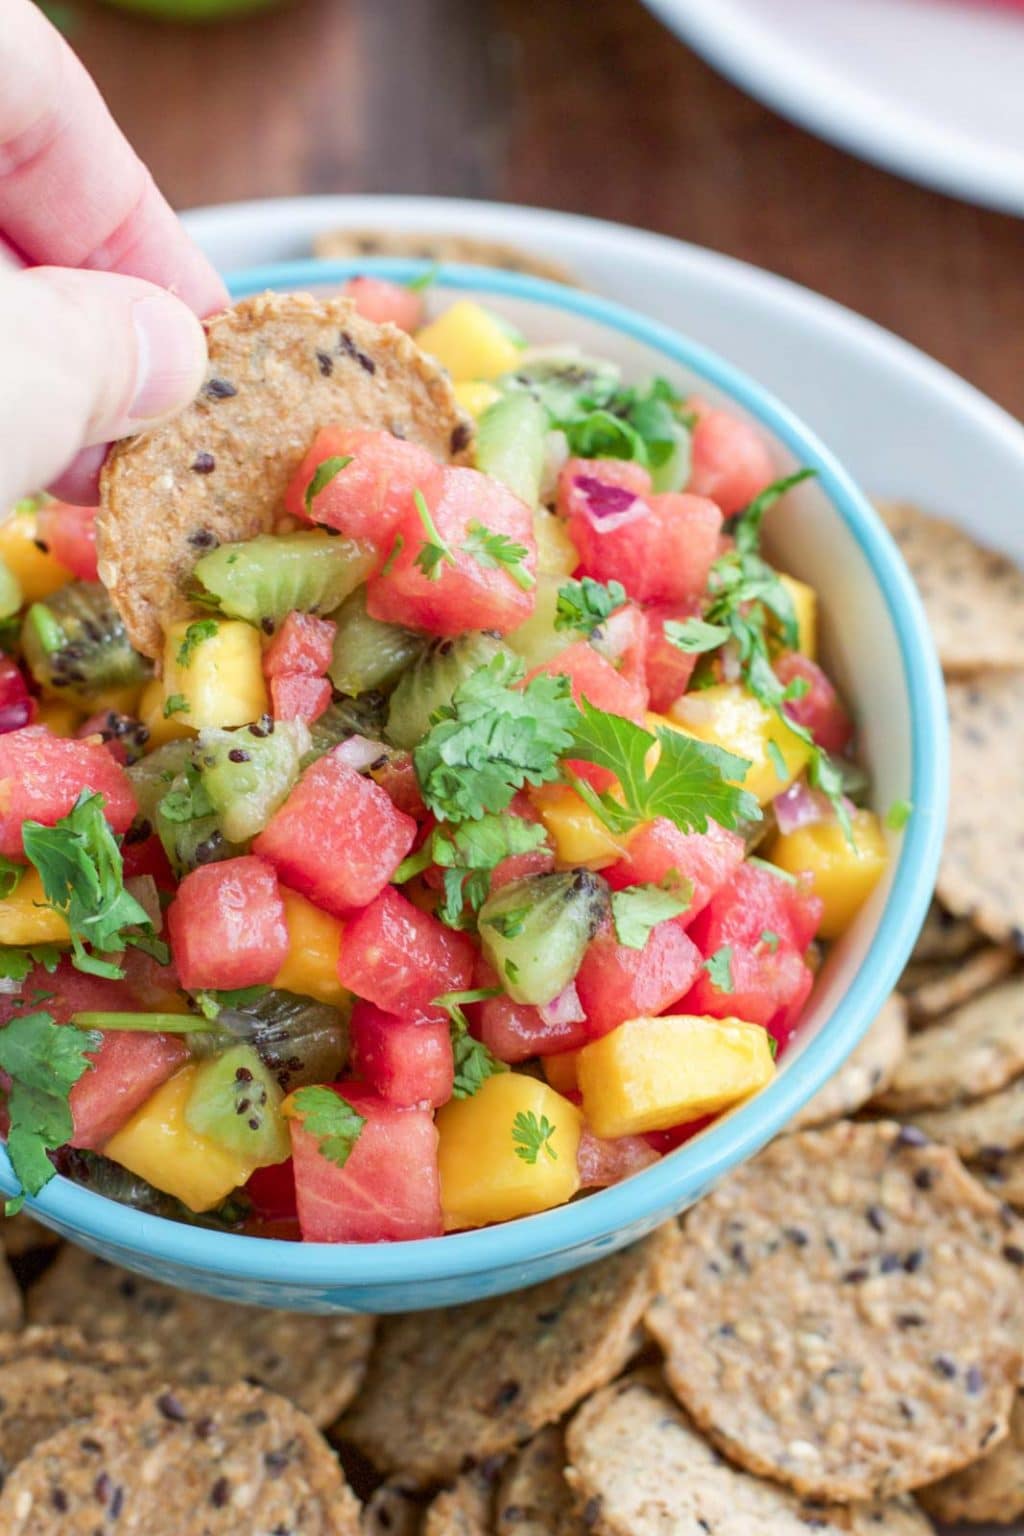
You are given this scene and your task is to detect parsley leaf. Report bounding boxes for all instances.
[462,522,535,592]
[289,1085,365,1168]
[555,577,627,637]
[176,619,219,669]
[434,990,508,1099]
[663,617,731,655]
[412,488,457,581]
[0,1011,100,1205]
[194,985,271,1022]
[703,946,735,993]
[163,693,189,719]
[303,455,353,516]
[512,1110,557,1165]
[413,654,578,822]
[0,945,63,983]
[886,798,912,831]
[379,533,405,579]
[610,883,692,949]
[0,855,22,899]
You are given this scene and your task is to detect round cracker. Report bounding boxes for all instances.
[973,1146,1024,1209]
[495,1426,579,1536]
[312,228,578,287]
[874,501,1024,675]
[645,1120,1024,1501]
[0,1381,359,1535]
[340,1227,679,1484]
[0,1214,60,1262]
[900,945,1016,1028]
[0,1241,23,1332]
[362,1478,426,1536]
[0,1326,152,1487]
[937,673,1024,946]
[919,1387,1024,1524]
[26,1248,374,1428]
[874,974,1024,1113]
[423,1474,493,1536]
[909,1074,1024,1159]
[910,902,983,965]
[564,1371,935,1536]
[98,292,473,657]
[789,995,907,1131]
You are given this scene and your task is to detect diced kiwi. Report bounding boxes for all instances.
[21,582,152,702]
[474,392,548,507]
[478,869,610,1007]
[199,989,350,1094]
[0,556,21,621]
[386,632,513,751]
[156,763,246,877]
[128,741,195,827]
[303,693,388,766]
[197,718,310,843]
[505,574,573,671]
[327,586,425,697]
[192,531,376,626]
[184,1043,291,1163]
[499,351,621,422]
[58,1147,249,1230]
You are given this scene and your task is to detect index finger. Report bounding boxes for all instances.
[0,0,227,316]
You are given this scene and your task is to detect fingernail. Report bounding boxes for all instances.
[130,293,207,424]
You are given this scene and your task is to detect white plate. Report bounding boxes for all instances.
[641,0,1024,216]
[182,195,1023,1530]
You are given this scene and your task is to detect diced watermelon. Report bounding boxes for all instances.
[593,603,649,703]
[0,727,137,859]
[366,466,536,636]
[121,832,176,888]
[244,1158,298,1224]
[644,1112,716,1154]
[350,1000,453,1109]
[468,959,589,1063]
[0,658,34,735]
[682,942,814,1050]
[489,846,554,893]
[556,457,652,522]
[775,653,853,756]
[577,1128,659,1188]
[167,855,289,990]
[369,753,427,820]
[263,612,336,677]
[36,502,99,582]
[0,959,138,1029]
[342,275,425,333]
[270,674,333,725]
[69,1031,190,1151]
[685,398,778,518]
[643,600,702,713]
[337,887,474,1025]
[284,426,445,554]
[604,819,746,927]
[525,640,646,723]
[565,477,722,605]
[254,750,416,916]
[575,919,702,1040]
[687,860,822,955]
[290,1082,442,1242]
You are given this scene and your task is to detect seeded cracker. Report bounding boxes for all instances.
[495,1426,581,1536]
[937,672,1024,946]
[0,1213,60,1261]
[98,292,473,657]
[340,1227,678,1484]
[788,995,907,1131]
[564,1371,935,1536]
[0,1382,360,1535]
[645,1120,1024,1501]
[26,1248,374,1428]
[919,1389,1024,1524]
[908,1075,1024,1159]
[900,945,1016,1028]
[873,975,1024,1113]
[0,1240,23,1330]
[973,1146,1024,1209]
[422,1474,494,1536]
[312,228,579,286]
[909,901,983,964]
[361,1478,426,1536]
[874,500,1024,674]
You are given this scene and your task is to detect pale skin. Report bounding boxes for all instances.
[0,0,227,508]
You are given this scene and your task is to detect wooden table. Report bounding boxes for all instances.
[71,0,1024,419]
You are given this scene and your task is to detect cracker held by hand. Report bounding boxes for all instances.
[645,1120,1024,1502]
[98,292,472,657]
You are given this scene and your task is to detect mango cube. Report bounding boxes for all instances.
[542,1049,581,1097]
[530,784,629,869]
[0,510,71,602]
[162,618,268,730]
[33,699,82,738]
[453,380,502,419]
[533,510,579,579]
[777,572,817,658]
[0,868,70,946]
[769,808,888,939]
[577,1014,775,1138]
[436,1073,582,1229]
[103,1065,257,1212]
[273,888,348,1008]
[415,300,524,382]
[668,683,811,803]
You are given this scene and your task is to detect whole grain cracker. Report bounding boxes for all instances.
[495,1426,580,1536]
[789,995,908,1131]
[0,1213,60,1261]
[900,945,1016,1028]
[0,1326,152,1487]
[340,1227,679,1484]
[564,1371,935,1536]
[874,973,1024,1113]
[27,1248,374,1428]
[98,292,472,657]
[938,673,1024,946]
[918,1389,1024,1524]
[874,501,1024,675]
[972,1146,1024,1209]
[362,1478,426,1536]
[645,1120,1024,1501]
[908,1075,1024,1159]
[0,1381,359,1535]
[313,228,578,286]
[422,1474,494,1536]
[0,1241,23,1331]
[910,902,982,965]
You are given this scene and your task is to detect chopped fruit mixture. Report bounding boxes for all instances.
[0,289,892,1242]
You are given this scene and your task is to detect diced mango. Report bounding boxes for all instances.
[162,618,268,730]
[543,1048,581,1096]
[530,784,629,869]
[778,573,817,658]
[273,888,349,1008]
[436,1073,582,1229]
[415,300,524,382]
[533,509,579,579]
[0,868,70,946]
[578,1014,775,1138]
[667,683,811,803]
[0,510,71,602]
[769,808,888,940]
[138,678,194,749]
[453,380,502,419]
[33,699,82,738]
[103,1065,257,1212]
[81,682,145,718]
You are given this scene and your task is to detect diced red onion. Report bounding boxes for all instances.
[574,475,647,533]
[0,699,33,734]
[333,734,390,772]
[538,981,585,1028]
[773,779,855,835]
[0,977,21,996]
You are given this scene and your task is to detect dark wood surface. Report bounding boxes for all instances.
[69,0,1024,418]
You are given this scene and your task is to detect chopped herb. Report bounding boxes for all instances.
[760,929,781,953]
[768,1034,779,1061]
[505,958,520,984]
[406,263,441,293]
[462,521,535,591]
[0,1011,100,1208]
[886,798,912,831]
[512,1110,557,1165]
[176,619,219,669]
[0,945,64,983]
[194,986,271,1022]
[434,990,508,1098]
[703,946,735,993]
[766,738,788,781]
[163,693,189,719]
[0,855,23,899]
[412,488,457,581]
[610,883,692,950]
[663,617,731,655]
[303,455,353,516]
[396,816,548,929]
[71,1012,214,1034]
[554,577,627,637]
[379,533,405,579]
[747,855,798,886]
[288,1085,364,1169]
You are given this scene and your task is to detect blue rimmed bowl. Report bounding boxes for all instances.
[0,259,948,1312]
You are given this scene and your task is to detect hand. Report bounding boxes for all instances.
[0,0,228,508]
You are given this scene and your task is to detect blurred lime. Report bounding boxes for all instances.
[99,0,278,19]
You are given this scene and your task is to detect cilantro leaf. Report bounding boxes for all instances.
[703,946,735,993]
[289,1085,365,1168]
[406,263,441,293]
[0,1011,100,1200]
[732,469,816,556]
[0,855,23,900]
[886,798,912,831]
[0,945,63,983]
[434,990,508,1099]
[462,522,535,592]
[163,693,189,719]
[555,577,627,637]
[194,986,271,1022]
[412,488,457,581]
[610,883,692,949]
[512,1110,557,1165]
[426,816,548,929]
[72,1011,215,1033]
[413,654,578,822]
[767,738,788,782]
[663,617,731,655]
[379,533,405,579]
[303,455,353,516]
[176,619,219,668]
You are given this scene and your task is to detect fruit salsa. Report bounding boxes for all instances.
[0,279,889,1242]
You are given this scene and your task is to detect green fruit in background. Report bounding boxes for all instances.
[99,0,278,21]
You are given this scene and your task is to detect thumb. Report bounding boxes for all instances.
[0,265,209,506]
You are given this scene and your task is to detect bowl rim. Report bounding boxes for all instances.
[0,258,948,1286]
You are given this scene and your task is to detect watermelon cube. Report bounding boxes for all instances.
[644,601,702,713]
[70,1031,190,1151]
[468,959,589,1063]
[284,426,444,554]
[575,919,702,1040]
[269,674,332,725]
[577,1128,658,1188]
[687,860,823,955]
[337,887,475,1025]
[686,398,778,517]
[775,652,853,756]
[525,640,646,724]
[167,855,289,990]
[0,727,137,858]
[604,818,745,926]
[350,999,454,1108]
[682,941,814,1051]
[36,501,99,583]
[263,612,336,677]
[342,276,425,333]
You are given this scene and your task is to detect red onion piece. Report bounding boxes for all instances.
[0,699,33,734]
[538,981,586,1028]
[333,734,390,772]
[574,475,648,534]
[773,779,831,835]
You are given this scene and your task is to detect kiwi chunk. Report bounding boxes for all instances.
[506,573,573,671]
[327,586,425,698]
[499,351,620,421]
[21,581,151,702]
[474,392,548,507]
[156,761,247,877]
[386,632,513,752]
[128,741,195,827]
[195,989,350,1094]
[303,693,388,766]
[192,531,376,626]
[197,718,310,843]
[0,557,21,621]
[184,1043,291,1163]
[478,869,610,1007]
